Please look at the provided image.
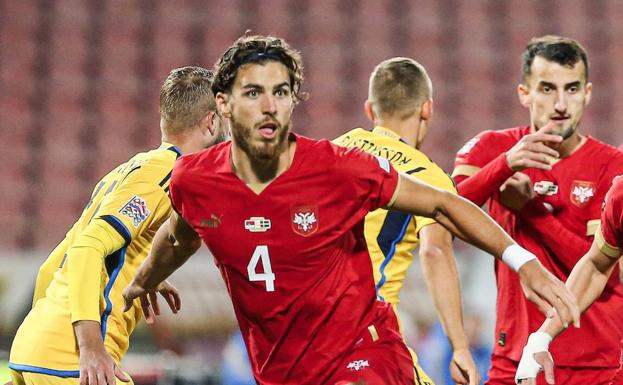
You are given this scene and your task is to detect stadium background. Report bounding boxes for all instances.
[1,0,622,384]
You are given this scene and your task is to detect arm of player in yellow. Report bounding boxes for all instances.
[32,236,70,306]
[67,219,126,323]
[540,238,621,338]
[418,223,479,385]
[123,211,201,316]
[390,173,580,328]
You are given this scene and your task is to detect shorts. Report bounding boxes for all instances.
[486,354,618,385]
[10,369,134,385]
[325,305,434,385]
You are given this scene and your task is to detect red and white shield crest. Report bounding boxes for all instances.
[570,180,595,207]
[291,205,318,236]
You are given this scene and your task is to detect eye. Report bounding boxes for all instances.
[568,86,579,93]
[246,90,259,98]
[541,85,553,93]
[275,88,290,97]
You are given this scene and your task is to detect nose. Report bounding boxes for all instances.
[554,89,567,113]
[261,94,277,115]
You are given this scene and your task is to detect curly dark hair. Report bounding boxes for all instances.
[522,35,589,82]
[212,35,305,102]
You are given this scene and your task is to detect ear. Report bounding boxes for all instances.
[203,111,217,135]
[216,92,232,119]
[584,82,593,107]
[364,100,375,123]
[517,83,531,108]
[421,99,433,121]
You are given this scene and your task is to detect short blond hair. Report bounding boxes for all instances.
[369,57,432,119]
[159,66,216,132]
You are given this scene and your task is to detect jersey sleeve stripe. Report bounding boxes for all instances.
[8,363,80,378]
[100,215,132,245]
[586,219,600,236]
[159,171,172,187]
[595,225,621,258]
[100,247,126,339]
[451,164,481,178]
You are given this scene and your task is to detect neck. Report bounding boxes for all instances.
[375,114,422,147]
[558,133,586,158]
[231,135,296,186]
[162,129,204,155]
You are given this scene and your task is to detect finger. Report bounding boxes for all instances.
[525,290,556,319]
[537,352,555,385]
[535,286,571,327]
[551,284,580,327]
[163,291,180,313]
[149,292,160,315]
[104,367,116,385]
[513,157,552,171]
[114,365,131,382]
[528,142,560,158]
[140,294,155,324]
[468,366,479,385]
[123,295,134,312]
[97,370,108,385]
[535,122,564,137]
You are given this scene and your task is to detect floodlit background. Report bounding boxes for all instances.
[2,0,622,383]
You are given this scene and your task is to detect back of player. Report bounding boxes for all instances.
[10,144,179,379]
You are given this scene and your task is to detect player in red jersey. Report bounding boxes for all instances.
[515,176,623,384]
[122,35,579,385]
[453,35,623,385]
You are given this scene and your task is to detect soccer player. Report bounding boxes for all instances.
[123,35,579,385]
[9,66,226,385]
[453,35,623,385]
[515,176,623,384]
[334,57,478,385]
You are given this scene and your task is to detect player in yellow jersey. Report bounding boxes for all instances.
[334,58,479,385]
[9,66,227,385]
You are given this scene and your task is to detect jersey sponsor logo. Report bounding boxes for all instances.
[571,181,595,207]
[534,181,558,196]
[374,155,390,173]
[201,214,223,228]
[457,137,480,156]
[292,206,318,236]
[119,195,151,227]
[346,359,370,371]
[244,217,271,232]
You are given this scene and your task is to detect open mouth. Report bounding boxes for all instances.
[258,122,278,140]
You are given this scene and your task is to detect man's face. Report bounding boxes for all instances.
[220,61,294,160]
[519,56,592,139]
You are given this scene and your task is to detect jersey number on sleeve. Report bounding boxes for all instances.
[247,245,276,292]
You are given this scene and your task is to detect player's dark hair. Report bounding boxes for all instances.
[369,57,432,119]
[212,35,305,102]
[160,66,216,132]
[522,35,589,82]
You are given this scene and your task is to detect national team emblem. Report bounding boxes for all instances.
[244,217,271,232]
[534,181,558,196]
[292,206,318,236]
[571,181,595,207]
[346,360,370,371]
[119,195,151,228]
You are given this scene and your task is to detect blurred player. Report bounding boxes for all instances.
[515,176,623,384]
[123,35,578,385]
[9,66,226,385]
[453,35,623,385]
[334,57,478,385]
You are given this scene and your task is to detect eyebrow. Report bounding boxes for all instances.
[241,82,291,90]
[538,80,582,89]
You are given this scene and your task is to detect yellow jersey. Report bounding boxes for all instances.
[9,142,180,377]
[333,126,456,306]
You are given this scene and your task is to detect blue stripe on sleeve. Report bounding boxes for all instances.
[100,215,132,245]
[100,247,126,339]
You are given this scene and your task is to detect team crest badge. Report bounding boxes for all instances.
[571,181,595,207]
[119,195,151,227]
[292,206,318,236]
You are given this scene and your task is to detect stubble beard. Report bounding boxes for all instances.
[231,117,291,182]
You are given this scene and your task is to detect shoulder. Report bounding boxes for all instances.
[332,128,367,147]
[608,176,623,201]
[174,141,230,178]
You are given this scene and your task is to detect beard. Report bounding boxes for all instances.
[231,117,291,182]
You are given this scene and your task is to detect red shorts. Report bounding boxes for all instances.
[486,354,618,385]
[325,304,420,385]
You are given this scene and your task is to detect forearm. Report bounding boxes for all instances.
[74,320,106,352]
[454,153,514,207]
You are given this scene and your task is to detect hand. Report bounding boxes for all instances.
[123,280,181,324]
[500,172,536,212]
[505,123,561,171]
[449,348,479,385]
[518,260,580,328]
[79,344,130,385]
[515,332,555,384]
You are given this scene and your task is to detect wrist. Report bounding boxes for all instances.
[502,244,537,272]
[526,331,553,351]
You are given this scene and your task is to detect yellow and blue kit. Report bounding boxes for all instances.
[334,126,456,306]
[9,142,181,379]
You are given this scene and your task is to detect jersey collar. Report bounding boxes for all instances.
[372,126,402,140]
[161,142,182,158]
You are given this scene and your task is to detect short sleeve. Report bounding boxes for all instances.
[337,146,400,213]
[453,130,499,178]
[96,165,172,245]
[596,176,623,257]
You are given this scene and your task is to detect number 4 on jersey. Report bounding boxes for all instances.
[247,245,276,292]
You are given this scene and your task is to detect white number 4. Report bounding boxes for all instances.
[247,245,276,292]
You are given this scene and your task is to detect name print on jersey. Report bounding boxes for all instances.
[292,206,318,236]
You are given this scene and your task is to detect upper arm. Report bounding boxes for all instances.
[452,131,497,178]
[170,211,201,247]
[390,173,452,219]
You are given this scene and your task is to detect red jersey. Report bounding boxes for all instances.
[169,135,401,385]
[598,176,623,256]
[454,126,623,368]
